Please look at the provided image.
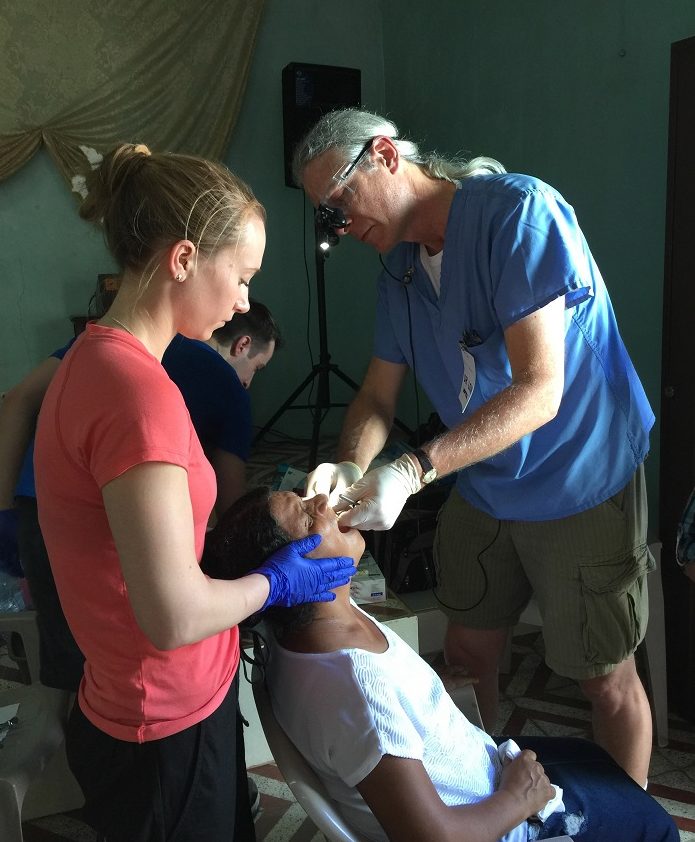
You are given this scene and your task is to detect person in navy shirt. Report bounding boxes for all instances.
[164,299,281,514]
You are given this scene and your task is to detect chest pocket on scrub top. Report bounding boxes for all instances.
[465,328,512,404]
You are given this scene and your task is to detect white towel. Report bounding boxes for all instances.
[497,739,565,822]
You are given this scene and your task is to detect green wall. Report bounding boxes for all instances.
[381,0,695,523]
[0,151,114,385]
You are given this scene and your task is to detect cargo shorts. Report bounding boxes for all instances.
[433,464,654,680]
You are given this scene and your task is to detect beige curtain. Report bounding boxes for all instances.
[0,0,265,194]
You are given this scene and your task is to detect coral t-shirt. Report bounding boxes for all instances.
[35,323,238,742]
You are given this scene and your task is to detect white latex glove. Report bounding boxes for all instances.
[338,454,421,531]
[304,461,363,508]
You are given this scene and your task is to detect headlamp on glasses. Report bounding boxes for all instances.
[315,205,343,251]
[313,138,374,241]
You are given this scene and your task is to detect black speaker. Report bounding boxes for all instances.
[282,62,361,188]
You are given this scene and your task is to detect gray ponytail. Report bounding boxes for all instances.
[292,108,505,185]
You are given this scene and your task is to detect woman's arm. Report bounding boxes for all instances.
[356,751,554,842]
[102,462,270,649]
[102,462,354,649]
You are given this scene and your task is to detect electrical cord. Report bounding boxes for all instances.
[378,255,422,439]
[302,190,316,406]
[378,252,497,611]
[431,518,500,612]
[240,622,270,686]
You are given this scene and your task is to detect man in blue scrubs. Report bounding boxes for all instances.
[298,108,654,786]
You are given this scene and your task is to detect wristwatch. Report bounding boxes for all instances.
[411,448,438,485]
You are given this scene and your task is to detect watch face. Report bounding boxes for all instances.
[422,468,438,484]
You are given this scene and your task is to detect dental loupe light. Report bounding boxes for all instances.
[315,203,346,251]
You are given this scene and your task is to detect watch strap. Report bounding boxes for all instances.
[411,448,437,485]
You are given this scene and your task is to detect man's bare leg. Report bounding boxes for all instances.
[579,656,652,785]
[444,623,510,733]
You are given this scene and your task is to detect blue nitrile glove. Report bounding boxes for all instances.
[0,509,22,578]
[258,534,357,610]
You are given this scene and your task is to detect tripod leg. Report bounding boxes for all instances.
[331,365,413,436]
[253,369,319,446]
[309,404,325,470]
[309,358,333,470]
[331,365,361,392]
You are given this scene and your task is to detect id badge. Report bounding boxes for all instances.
[458,343,476,412]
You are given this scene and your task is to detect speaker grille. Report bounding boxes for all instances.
[282,62,361,188]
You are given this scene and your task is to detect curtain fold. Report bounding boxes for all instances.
[0,0,265,192]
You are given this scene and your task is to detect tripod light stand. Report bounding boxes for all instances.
[253,210,359,469]
[253,207,411,470]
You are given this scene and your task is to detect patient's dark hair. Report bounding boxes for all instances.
[201,486,316,635]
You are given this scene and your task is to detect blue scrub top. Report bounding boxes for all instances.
[374,173,654,521]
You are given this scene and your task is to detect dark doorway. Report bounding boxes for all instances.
[659,34,695,722]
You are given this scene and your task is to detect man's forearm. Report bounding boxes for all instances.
[337,393,393,472]
[425,376,559,479]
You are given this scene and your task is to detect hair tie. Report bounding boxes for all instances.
[128,144,151,179]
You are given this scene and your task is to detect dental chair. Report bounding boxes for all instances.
[251,650,369,842]
[250,634,573,842]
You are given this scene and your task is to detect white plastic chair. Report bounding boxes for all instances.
[0,610,81,842]
[251,653,369,842]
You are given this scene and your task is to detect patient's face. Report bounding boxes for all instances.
[269,492,365,562]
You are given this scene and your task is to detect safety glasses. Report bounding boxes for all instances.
[319,138,374,208]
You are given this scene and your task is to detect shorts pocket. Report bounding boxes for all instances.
[579,546,654,665]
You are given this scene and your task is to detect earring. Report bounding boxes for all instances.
[175,273,182,282]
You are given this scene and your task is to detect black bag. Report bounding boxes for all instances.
[370,480,451,593]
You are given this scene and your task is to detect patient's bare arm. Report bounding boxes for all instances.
[356,751,553,842]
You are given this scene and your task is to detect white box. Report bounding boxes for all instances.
[350,550,387,603]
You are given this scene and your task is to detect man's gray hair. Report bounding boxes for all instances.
[292,108,506,186]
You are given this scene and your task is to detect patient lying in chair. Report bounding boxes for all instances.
[203,487,678,842]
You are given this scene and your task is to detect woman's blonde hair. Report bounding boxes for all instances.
[80,143,266,274]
